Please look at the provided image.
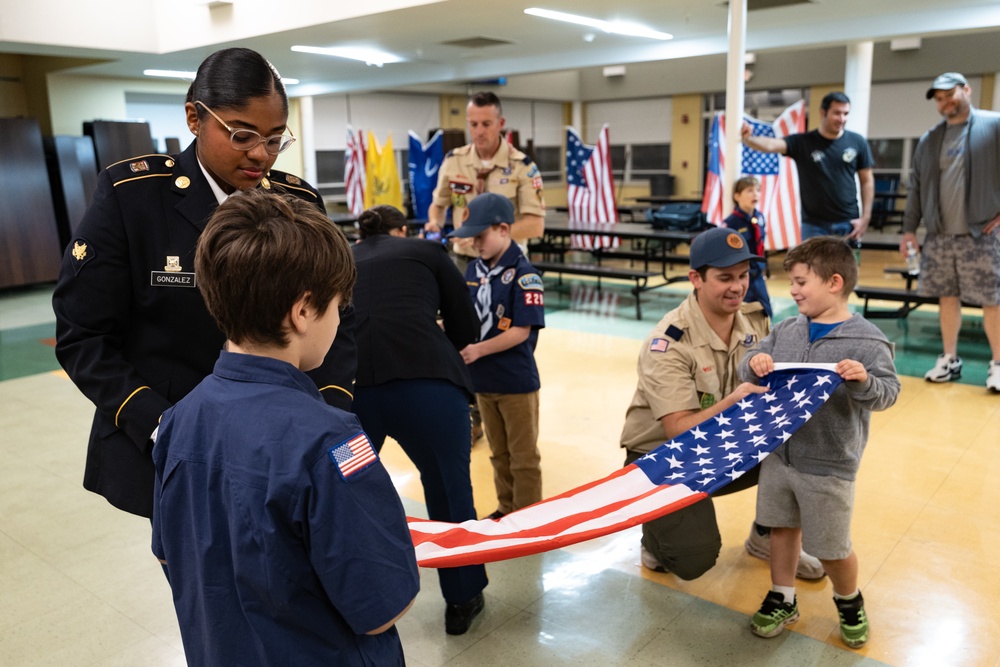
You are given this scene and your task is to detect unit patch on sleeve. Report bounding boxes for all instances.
[517,273,543,290]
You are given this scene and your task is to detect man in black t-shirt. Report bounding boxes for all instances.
[742,92,874,242]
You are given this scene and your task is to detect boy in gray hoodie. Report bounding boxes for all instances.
[738,236,900,649]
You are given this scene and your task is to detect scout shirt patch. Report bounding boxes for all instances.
[498,317,512,331]
[517,273,543,290]
[70,238,94,275]
[501,268,516,284]
[151,255,196,288]
[743,333,757,347]
[699,392,717,409]
[328,432,378,480]
[649,338,669,353]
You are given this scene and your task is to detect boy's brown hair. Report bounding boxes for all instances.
[733,176,760,197]
[196,189,355,347]
[783,236,858,294]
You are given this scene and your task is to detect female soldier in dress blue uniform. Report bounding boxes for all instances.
[52,47,355,519]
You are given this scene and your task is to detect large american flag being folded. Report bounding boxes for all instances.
[408,365,842,568]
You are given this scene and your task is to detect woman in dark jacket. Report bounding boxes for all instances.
[52,47,354,519]
[350,205,488,636]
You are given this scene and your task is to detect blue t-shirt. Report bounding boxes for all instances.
[809,319,846,343]
[464,243,545,393]
[152,352,418,667]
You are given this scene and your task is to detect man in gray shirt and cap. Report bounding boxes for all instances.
[901,72,1000,393]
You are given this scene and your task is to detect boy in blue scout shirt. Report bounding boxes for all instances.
[450,193,546,519]
[151,190,419,667]
[723,176,773,318]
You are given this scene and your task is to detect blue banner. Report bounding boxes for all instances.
[407,130,443,220]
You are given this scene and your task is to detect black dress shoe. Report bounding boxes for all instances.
[445,592,484,635]
[486,510,506,520]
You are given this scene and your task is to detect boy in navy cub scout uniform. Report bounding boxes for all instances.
[723,176,773,318]
[151,190,418,667]
[450,193,546,519]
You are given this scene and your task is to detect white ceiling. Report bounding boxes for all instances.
[3,0,1000,96]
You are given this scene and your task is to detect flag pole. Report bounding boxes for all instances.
[723,0,748,210]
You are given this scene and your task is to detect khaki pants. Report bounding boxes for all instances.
[477,391,541,514]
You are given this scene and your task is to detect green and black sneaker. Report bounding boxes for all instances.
[834,592,870,648]
[750,590,799,638]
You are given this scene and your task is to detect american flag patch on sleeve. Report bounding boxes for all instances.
[649,338,669,353]
[328,432,378,480]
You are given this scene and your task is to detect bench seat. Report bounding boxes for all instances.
[854,285,979,319]
[533,261,661,319]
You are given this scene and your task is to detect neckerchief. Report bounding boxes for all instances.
[473,258,508,339]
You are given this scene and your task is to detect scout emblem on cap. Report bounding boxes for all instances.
[726,233,744,249]
[129,160,149,173]
[72,242,88,261]
[164,256,182,272]
[174,176,190,189]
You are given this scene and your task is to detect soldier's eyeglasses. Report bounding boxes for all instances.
[195,100,296,155]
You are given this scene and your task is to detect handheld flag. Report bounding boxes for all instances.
[408,365,842,568]
[701,100,805,250]
[407,130,443,220]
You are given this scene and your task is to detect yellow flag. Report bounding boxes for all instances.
[364,132,404,212]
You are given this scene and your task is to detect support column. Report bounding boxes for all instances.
[844,41,873,134]
[298,95,317,186]
[723,0,747,210]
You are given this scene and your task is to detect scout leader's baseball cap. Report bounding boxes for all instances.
[447,192,515,238]
[926,72,968,99]
[689,227,763,270]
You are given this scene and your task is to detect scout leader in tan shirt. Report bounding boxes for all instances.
[424,92,545,257]
[619,227,826,582]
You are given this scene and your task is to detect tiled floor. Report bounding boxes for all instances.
[2,246,999,666]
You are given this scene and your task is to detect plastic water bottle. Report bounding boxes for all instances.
[906,241,920,275]
[849,239,862,266]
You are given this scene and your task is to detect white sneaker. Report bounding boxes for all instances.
[640,545,667,573]
[745,524,826,580]
[988,361,1000,393]
[924,354,962,383]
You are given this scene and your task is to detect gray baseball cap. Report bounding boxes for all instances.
[926,72,968,99]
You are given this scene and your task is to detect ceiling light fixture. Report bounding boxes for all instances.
[524,8,672,40]
[291,45,404,67]
[143,69,298,85]
[144,69,196,80]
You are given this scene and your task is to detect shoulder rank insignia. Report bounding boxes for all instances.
[70,238,94,275]
[285,174,301,185]
[664,324,685,341]
[129,160,149,173]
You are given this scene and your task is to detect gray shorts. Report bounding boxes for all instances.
[755,454,855,561]
[919,233,1000,306]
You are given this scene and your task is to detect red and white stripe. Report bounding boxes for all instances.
[345,127,366,216]
[762,101,805,250]
[338,433,376,477]
[568,125,620,250]
[408,466,704,568]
